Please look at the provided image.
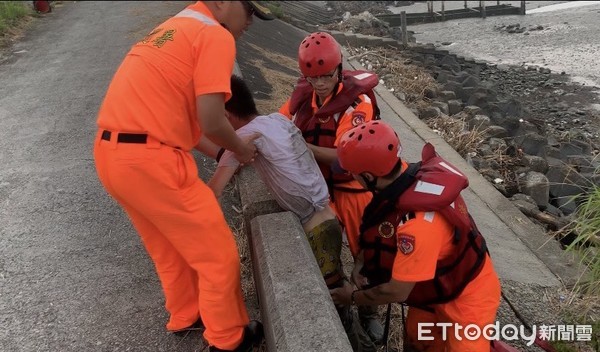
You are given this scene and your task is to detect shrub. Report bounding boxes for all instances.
[0,1,31,36]
[263,1,286,20]
[567,184,600,296]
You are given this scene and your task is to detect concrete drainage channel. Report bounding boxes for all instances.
[233,20,581,352]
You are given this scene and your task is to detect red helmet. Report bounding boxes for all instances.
[337,121,402,177]
[298,32,342,77]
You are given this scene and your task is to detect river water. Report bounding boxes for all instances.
[390,1,600,92]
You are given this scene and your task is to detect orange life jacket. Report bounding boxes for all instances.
[359,143,488,307]
[288,70,380,187]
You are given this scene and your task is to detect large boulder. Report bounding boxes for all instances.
[545,159,588,214]
[467,114,491,130]
[447,100,463,116]
[419,106,441,119]
[518,171,550,209]
[514,133,548,157]
[522,155,549,174]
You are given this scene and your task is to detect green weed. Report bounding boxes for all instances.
[567,184,600,296]
[263,1,287,20]
[0,1,31,36]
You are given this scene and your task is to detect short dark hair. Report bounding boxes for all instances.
[225,75,259,120]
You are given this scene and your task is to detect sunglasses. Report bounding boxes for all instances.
[306,69,338,84]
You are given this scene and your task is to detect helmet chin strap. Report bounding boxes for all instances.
[360,173,379,193]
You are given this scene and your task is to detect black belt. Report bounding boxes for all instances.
[101,130,147,144]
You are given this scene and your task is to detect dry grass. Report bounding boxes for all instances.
[222,180,254,304]
[425,115,489,158]
[556,285,600,320]
[481,146,522,190]
[346,46,440,112]
[249,58,297,114]
[547,287,600,352]
[346,46,495,161]
[245,42,299,114]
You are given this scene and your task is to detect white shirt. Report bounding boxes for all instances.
[218,113,330,224]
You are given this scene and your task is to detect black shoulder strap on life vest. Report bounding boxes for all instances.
[365,90,380,120]
[360,162,421,234]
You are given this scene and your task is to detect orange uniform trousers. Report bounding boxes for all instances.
[404,255,501,352]
[93,131,249,350]
[331,184,373,257]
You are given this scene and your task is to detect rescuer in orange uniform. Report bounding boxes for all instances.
[93,2,274,351]
[330,121,502,352]
[279,32,384,343]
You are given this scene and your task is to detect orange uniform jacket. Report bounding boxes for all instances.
[97,2,235,151]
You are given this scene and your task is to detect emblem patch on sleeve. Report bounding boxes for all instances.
[140,27,163,44]
[351,111,366,126]
[398,235,415,255]
[378,221,395,238]
[153,29,176,48]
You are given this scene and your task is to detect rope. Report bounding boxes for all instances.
[382,303,393,352]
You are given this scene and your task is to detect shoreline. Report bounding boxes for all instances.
[405,3,600,110]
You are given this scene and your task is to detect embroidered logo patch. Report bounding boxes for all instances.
[318,116,331,124]
[351,111,366,126]
[140,27,163,44]
[378,221,395,239]
[398,235,415,255]
[152,29,176,48]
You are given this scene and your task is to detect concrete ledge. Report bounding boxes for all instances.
[355,33,375,46]
[328,30,346,44]
[381,37,405,49]
[250,212,352,352]
[339,33,357,47]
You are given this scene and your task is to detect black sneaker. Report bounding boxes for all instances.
[169,316,205,336]
[209,320,264,352]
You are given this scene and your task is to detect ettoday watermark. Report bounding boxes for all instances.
[418,322,593,346]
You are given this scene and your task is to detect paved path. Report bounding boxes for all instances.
[0,2,214,351]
